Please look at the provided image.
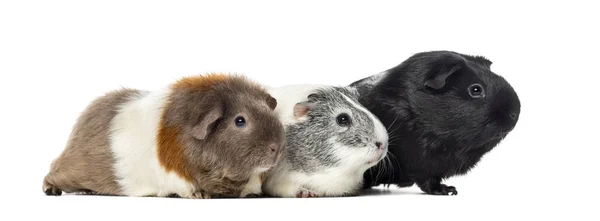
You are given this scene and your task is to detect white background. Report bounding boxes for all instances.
[1,0,598,220]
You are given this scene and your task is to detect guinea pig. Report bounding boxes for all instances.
[350,51,521,195]
[262,85,389,198]
[42,73,285,199]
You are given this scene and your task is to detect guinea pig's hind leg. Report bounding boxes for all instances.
[416,177,458,196]
[296,188,317,198]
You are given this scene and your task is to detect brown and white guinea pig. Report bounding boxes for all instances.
[351,51,521,195]
[262,85,389,198]
[42,73,285,199]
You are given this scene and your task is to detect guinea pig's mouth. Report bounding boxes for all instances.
[481,128,511,143]
[254,166,273,173]
[259,155,282,171]
[258,161,277,171]
[367,149,387,165]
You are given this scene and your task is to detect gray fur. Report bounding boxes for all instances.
[43,88,142,195]
[285,86,376,173]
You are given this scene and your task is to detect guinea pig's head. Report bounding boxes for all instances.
[289,87,388,171]
[163,74,285,180]
[376,51,520,150]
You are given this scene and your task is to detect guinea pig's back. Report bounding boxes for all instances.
[44,88,143,195]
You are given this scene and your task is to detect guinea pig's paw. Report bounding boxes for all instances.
[190,190,211,199]
[243,193,263,198]
[296,188,317,198]
[431,184,458,196]
[43,185,62,196]
[166,193,181,198]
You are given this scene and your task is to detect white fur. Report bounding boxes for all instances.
[264,142,378,197]
[240,167,269,197]
[109,88,196,198]
[263,84,389,197]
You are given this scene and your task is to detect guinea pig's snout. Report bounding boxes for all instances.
[509,111,518,120]
[375,141,388,150]
[267,143,283,166]
[509,106,521,121]
[268,144,277,153]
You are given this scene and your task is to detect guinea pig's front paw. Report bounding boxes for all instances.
[417,178,458,196]
[243,193,263,198]
[296,188,317,198]
[43,184,62,196]
[190,191,211,199]
[430,184,458,196]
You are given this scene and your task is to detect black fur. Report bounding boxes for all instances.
[350,51,521,195]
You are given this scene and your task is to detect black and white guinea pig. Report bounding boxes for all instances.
[262,85,389,198]
[351,51,521,195]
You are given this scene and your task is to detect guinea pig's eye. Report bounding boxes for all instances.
[336,113,352,126]
[234,116,246,128]
[468,84,485,98]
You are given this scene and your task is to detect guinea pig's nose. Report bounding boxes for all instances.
[376,141,388,150]
[268,144,278,153]
[509,110,520,120]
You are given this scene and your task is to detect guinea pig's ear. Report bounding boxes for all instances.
[424,65,461,90]
[266,96,277,110]
[475,56,493,68]
[293,101,315,118]
[191,106,223,140]
[306,93,324,103]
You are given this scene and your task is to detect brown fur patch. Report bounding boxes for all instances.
[171,73,231,90]
[156,124,195,182]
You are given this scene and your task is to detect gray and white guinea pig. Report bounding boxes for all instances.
[43,73,285,199]
[262,84,389,198]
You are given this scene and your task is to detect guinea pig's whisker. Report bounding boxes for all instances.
[387,125,403,137]
[369,166,376,186]
[376,167,383,184]
[385,157,392,183]
[376,154,388,183]
[385,156,395,185]
[388,137,403,146]
[387,151,400,173]
[382,114,402,140]
[388,136,401,142]
[387,135,400,140]
[386,114,401,131]
[387,134,404,143]
[374,158,382,182]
